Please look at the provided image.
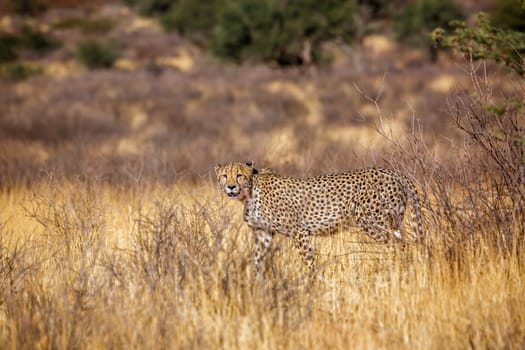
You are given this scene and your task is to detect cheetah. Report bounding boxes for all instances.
[214,161,423,275]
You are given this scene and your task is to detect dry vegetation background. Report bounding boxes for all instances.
[0,1,524,349]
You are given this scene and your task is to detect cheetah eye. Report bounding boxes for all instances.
[220,174,227,179]
[236,174,244,179]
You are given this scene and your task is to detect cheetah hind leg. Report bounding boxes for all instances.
[389,204,406,241]
[355,204,409,242]
[354,214,392,242]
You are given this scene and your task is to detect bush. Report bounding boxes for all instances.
[434,12,525,76]
[429,7,525,241]
[0,26,61,63]
[7,0,46,15]
[127,0,356,66]
[357,0,408,19]
[130,0,176,16]
[0,62,42,80]
[52,16,115,35]
[77,39,119,69]
[160,0,219,42]
[19,26,62,53]
[450,76,525,244]
[210,0,357,65]
[209,0,280,63]
[0,33,19,63]
[489,0,525,31]
[393,0,464,61]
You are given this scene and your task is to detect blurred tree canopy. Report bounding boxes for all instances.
[357,0,408,20]
[0,25,61,62]
[6,0,523,69]
[126,0,467,65]
[2,0,109,14]
[489,0,525,31]
[431,0,525,77]
[127,0,360,65]
[77,39,119,69]
[393,0,464,61]
[211,0,357,65]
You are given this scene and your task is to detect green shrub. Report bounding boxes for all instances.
[0,62,42,80]
[135,0,176,16]
[0,33,19,63]
[357,0,408,19]
[210,0,281,63]
[0,27,61,62]
[19,26,62,53]
[160,0,219,42]
[7,0,46,15]
[489,0,525,31]
[128,0,358,66]
[433,13,525,76]
[393,0,464,46]
[52,17,115,35]
[210,0,357,65]
[77,40,119,69]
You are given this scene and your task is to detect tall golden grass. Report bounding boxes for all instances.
[0,8,523,345]
[0,175,523,349]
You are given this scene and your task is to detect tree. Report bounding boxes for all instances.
[489,0,525,31]
[393,0,464,61]
[433,12,525,77]
[432,7,525,241]
[210,0,357,65]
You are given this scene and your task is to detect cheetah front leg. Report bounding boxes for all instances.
[253,228,273,277]
[293,230,315,271]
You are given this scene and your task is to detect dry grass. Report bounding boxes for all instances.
[1,81,524,347]
[0,4,499,185]
[0,177,524,349]
[1,68,523,350]
[1,4,524,349]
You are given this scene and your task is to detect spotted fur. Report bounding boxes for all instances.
[214,161,423,275]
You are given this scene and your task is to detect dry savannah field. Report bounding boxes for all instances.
[1,2,524,349]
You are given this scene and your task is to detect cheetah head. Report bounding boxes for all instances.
[214,161,258,201]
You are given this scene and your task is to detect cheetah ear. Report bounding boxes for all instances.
[214,163,222,174]
[245,161,258,175]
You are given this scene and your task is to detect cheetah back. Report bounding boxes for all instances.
[245,168,414,240]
